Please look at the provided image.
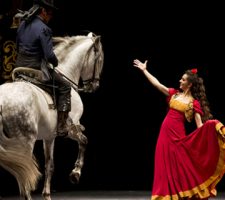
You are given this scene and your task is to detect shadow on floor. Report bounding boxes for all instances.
[1,190,225,200]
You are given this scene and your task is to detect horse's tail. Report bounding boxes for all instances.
[0,112,42,196]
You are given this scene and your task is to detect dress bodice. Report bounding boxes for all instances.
[169,96,194,122]
[167,88,203,122]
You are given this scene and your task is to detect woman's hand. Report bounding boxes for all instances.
[133,59,148,71]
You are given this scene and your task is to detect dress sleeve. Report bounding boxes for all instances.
[166,88,179,103]
[193,100,203,116]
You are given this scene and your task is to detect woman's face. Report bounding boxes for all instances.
[179,74,191,91]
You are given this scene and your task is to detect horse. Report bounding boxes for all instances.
[0,32,104,200]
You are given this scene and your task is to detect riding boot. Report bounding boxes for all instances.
[57,111,69,136]
[55,74,71,136]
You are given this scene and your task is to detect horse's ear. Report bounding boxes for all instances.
[93,36,102,53]
[87,32,93,37]
[94,36,101,44]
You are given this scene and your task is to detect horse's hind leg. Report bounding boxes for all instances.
[23,192,32,200]
[42,138,55,200]
[17,141,40,200]
[68,123,88,183]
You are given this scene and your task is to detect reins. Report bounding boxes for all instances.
[54,68,80,91]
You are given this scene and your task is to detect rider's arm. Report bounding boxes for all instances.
[40,27,58,67]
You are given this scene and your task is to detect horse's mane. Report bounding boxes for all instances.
[53,35,87,47]
[53,35,88,62]
[52,33,104,83]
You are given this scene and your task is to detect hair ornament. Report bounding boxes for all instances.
[191,68,198,74]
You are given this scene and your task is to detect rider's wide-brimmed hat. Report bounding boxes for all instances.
[33,0,58,10]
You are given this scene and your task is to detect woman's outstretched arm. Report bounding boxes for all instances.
[133,59,169,96]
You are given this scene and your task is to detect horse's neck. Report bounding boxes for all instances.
[55,50,85,85]
[56,65,80,86]
[54,36,93,87]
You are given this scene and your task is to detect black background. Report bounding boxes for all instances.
[0,0,225,197]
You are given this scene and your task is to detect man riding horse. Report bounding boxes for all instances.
[15,0,70,136]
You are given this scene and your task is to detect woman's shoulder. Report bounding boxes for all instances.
[166,88,180,103]
[168,88,180,96]
[192,99,203,115]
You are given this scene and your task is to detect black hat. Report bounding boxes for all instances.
[33,0,58,10]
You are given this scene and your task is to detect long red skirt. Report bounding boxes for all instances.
[151,119,225,200]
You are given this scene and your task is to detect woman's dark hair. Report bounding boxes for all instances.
[185,69,213,122]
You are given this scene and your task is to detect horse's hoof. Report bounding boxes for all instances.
[69,171,80,184]
[42,193,51,200]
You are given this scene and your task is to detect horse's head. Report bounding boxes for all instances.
[79,32,104,93]
[53,32,104,93]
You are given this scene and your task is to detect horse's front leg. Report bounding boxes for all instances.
[68,124,88,183]
[42,138,55,200]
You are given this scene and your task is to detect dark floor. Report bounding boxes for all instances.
[1,191,225,200]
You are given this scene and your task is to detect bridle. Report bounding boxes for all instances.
[81,38,102,93]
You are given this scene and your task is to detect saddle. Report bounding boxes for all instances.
[12,67,57,109]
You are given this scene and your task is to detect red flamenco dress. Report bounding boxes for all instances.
[151,88,225,200]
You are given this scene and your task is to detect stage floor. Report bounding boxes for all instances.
[1,190,225,200]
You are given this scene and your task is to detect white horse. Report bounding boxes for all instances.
[0,32,104,200]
